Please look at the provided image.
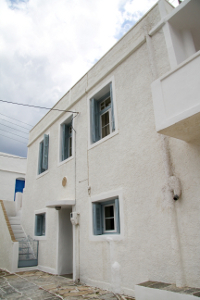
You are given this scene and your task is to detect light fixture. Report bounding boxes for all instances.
[55,206,61,210]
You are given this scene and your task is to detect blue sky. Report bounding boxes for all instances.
[0,0,178,157]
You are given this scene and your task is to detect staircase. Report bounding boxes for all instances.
[8,216,26,240]
[4,199,39,269]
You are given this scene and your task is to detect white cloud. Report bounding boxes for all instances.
[0,0,178,156]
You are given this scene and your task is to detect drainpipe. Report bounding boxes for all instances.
[72,117,80,283]
[145,20,185,287]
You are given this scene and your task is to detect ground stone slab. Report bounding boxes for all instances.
[0,269,135,300]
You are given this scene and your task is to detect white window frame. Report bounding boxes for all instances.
[34,208,47,240]
[103,203,117,234]
[100,108,111,139]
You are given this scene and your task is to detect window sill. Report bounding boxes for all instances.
[58,155,74,167]
[36,170,49,180]
[90,234,123,242]
[33,235,47,241]
[88,130,119,151]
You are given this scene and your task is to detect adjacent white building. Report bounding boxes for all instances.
[0,152,26,202]
[1,0,200,298]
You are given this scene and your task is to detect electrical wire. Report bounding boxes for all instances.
[0,153,26,159]
[0,123,29,134]
[0,118,31,131]
[0,134,27,145]
[0,112,33,127]
[0,100,79,114]
[0,128,29,140]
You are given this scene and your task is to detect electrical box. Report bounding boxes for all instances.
[70,212,79,225]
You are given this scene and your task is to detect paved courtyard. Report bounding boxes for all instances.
[0,269,135,300]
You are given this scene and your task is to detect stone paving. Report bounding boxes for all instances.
[0,269,135,300]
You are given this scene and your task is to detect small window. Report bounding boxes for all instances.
[90,82,115,144]
[92,199,120,235]
[61,120,73,161]
[35,213,46,236]
[38,134,49,174]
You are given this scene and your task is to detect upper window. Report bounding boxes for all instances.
[60,119,73,161]
[38,134,49,174]
[92,198,120,235]
[35,213,46,236]
[90,82,115,144]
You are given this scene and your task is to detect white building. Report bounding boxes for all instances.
[0,152,27,272]
[1,0,200,298]
[0,152,26,202]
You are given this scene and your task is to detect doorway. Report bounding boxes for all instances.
[14,178,25,201]
[57,208,73,275]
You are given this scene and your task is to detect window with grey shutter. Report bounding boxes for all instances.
[90,82,115,144]
[42,134,49,170]
[61,121,72,161]
[92,198,120,235]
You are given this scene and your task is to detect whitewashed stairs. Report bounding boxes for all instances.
[8,215,38,267]
[8,216,26,240]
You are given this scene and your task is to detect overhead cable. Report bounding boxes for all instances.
[0,118,31,131]
[0,100,79,114]
[0,134,27,145]
[0,128,29,140]
[0,112,33,127]
[0,123,29,134]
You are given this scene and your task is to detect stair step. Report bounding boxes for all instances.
[11,225,23,230]
[12,229,24,234]
[9,218,21,225]
[14,233,26,239]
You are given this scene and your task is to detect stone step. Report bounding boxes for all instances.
[14,232,26,239]
[135,281,200,300]
[11,225,23,231]
[12,228,24,234]
[9,217,21,225]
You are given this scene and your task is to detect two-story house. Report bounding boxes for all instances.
[1,0,200,298]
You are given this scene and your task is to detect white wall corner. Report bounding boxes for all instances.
[158,0,168,18]
[12,241,19,272]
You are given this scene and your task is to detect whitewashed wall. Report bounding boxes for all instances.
[21,0,200,296]
[0,153,27,202]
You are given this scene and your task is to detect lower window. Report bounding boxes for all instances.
[35,213,46,236]
[92,198,120,235]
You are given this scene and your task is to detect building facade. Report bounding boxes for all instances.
[18,0,200,297]
[0,152,26,202]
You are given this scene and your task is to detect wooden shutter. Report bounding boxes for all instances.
[115,198,120,234]
[91,98,96,143]
[91,99,100,143]
[42,134,49,170]
[64,124,70,159]
[110,82,115,132]
[94,100,100,141]
[93,203,102,235]
[61,124,65,161]
[38,141,43,174]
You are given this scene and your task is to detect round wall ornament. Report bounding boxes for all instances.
[62,177,67,187]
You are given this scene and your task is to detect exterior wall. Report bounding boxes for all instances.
[0,153,27,201]
[0,202,18,272]
[21,0,200,296]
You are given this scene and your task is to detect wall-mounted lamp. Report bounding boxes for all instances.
[55,206,61,210]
